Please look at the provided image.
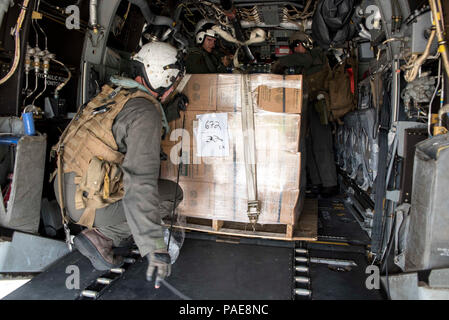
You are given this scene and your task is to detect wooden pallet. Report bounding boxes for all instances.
[163,198,318,241]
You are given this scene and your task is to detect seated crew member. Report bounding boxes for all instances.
[185,20,233,73]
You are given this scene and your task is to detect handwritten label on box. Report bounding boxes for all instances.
[196,113,230,157]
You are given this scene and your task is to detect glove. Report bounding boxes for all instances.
[163,93,189,123]
[174,93,189,112]
[146,249,171,289]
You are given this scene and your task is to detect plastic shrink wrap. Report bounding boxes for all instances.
[160,74,306,226]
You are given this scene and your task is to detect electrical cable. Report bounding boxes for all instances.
[0,0,30,85]
[428,57,441,136]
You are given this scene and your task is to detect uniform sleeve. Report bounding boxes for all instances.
[272,60,286,74]
[118,99,166,256]
[185,52,209,74]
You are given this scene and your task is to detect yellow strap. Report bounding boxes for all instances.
[32,11,42,19]
[433,126,448,136]
[103,172,110,199]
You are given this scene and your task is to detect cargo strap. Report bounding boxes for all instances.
[240,74,260,226]
[54,102,88,251]
[371,77,392,255]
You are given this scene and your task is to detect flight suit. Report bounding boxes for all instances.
[184,47,227,74]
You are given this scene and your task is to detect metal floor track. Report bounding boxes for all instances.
[4,236,295,300]
[4,194,385,300]
[293,195,385,300]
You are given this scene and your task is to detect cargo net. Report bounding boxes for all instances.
[336,108,379,198]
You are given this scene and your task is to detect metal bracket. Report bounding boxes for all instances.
[386,190,401,202]
[247,200,260,225]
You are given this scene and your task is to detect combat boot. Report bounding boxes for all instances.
[74,229,124,271]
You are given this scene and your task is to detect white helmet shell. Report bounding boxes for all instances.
[195,19,217,45]
[196,29,216,45]
[132,41,184,93]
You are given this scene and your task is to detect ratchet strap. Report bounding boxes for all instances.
[240,74,260,226]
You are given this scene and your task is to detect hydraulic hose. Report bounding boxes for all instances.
[403,29,436,82]
[52,59,72,99]
[430,0,449,78]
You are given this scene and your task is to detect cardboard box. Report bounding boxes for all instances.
[177,181,215,214]
[216,74,242,112]
[182,74,304,114]
[182,74,218,111]
[160,151,301,190]
[252,74,303,114]
[161,73,305,226]
[163,111,301,154]
[175,181,300,225]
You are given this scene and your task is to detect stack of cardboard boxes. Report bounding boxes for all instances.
[160,74,306,227]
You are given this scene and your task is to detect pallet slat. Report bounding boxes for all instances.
[212,220,224,231]
[163,199,318,241]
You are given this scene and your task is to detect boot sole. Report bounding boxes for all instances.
[74,233,123,271]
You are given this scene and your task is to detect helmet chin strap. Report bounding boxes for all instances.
[160,74,184,102]
[135,76,160,98]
